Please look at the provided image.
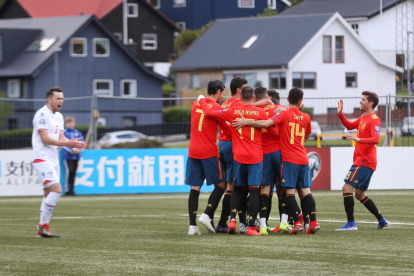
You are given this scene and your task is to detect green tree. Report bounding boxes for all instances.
[288,0,305,7]
[256,8,278,17]
[175,21,213,56]
[0,92,14,128]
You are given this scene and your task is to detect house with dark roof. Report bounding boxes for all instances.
[147,0,292,30]
[0,15,169,130]
[280,0,412,67]
[0,0,180,71]
[171,13,401,115]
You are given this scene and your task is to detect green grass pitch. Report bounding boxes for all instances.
[0,190,413,275]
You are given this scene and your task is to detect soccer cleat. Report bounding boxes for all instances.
[279,222,293,233]
[377,218,390,229]
[335,221,358,231]
[305,221,321,234]
[289,222,304,235]
[228,220,237,234]
[198,213,216,234]
[267,226,274,232]
[188,225,201,235]
[239,223,247,234]
[260,226,268,235]
[299,212,304,225]
[37,223,60,238]
[268,225,281,233]
[246,226,261,236]
[215,224,228,233]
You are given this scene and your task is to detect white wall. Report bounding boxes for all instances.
[331,147,414,190]
[289,18,396,114]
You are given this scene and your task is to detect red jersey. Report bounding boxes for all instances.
[257,104,280,154]
[200,99,269,164]
[339,113,380,171]
[218,97,243,141]
[271,108,311,165]
[188,98,223,159]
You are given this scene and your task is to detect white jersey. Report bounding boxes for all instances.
[32,105,64,163]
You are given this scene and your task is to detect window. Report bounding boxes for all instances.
[114,33,122,41]
[173,0,186,7]
[122,117,136,127]
[292,72,316,89]
[242,35,259,49]
[27,38,57,52]
[335,36,344,63]
[268,0,277,10]
[323,36,331,63]
[176,22,186,31]
[327,108,337,114]
[351,24,359,34]
[238,0,255,8]
[147,0,160,8]
[7,79,21,98]
[191,74,200,88]
[142,34,157,50]
[93,79,113,96]
[346,73,357,88]
[224,73,257,87]
[396,54,405,68]
[70,37,87,57]
[93,38,110,57]
[127,3,138,17]
[269,72,286,89]
[121,79,137,97]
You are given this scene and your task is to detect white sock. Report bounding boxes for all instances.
[40,192,61,225]
[260,218,267,227]
[281,214,289,224]
[39,197,46,224]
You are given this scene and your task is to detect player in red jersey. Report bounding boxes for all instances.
[335,91,390,231]
[186,80,229,236]
[215,77,247,233]
[233,87,320,235]
[199,86,271,236]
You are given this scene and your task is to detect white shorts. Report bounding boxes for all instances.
[33,159,61,189]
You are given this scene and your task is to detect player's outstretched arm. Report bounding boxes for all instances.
[337,99,359,129]
[232,115,274,129]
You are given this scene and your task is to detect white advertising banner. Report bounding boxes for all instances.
[0,150,43,196]
[331,147,414,190]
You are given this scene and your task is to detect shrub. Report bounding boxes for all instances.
[108,139,163,149]
[163,106,192,122]
[0,128,32,137]
[301,107,313,118]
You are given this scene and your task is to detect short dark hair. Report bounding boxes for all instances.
[47,87,63,98]
[254,86,268,100]
[288,87,304,105]
[362,91,379,109]
[241,86,254,100]
[207,80,225,95]
[267,89,280,104]
[230,77,247,96]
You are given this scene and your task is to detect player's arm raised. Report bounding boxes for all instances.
[338,99,360,130]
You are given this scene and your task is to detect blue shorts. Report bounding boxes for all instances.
[262,150,282,185]
[344,165,374,191]
[281,161,312,189]
[218,141,233,182]
[233,160,263,186]
[185,156,225,186]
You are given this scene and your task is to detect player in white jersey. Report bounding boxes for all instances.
[32,87,86,238]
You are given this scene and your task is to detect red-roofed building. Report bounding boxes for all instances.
[0,0,180,67]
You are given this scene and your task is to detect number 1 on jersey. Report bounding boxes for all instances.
[288,122,305,145]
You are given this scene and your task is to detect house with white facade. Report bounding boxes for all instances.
[171,12,401,115]
[280,0,414,68]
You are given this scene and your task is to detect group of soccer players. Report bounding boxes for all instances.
[185,77,390,236]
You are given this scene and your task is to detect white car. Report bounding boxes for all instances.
[401,116,414,136]
[309,121,322,140]
[98,131,153,147]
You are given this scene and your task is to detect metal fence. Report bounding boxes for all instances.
[0,94,413,149]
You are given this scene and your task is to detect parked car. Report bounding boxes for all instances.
[343,118,358,139]
[401,116,414,136]
[309,121,322,140]
[98,131,154,147]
